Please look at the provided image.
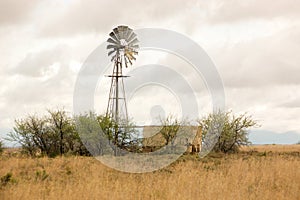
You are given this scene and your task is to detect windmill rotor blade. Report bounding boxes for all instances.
[107,44,119,49]
[118,29,123,39]
[109,32,119,42]
[129,44,139,49]
[125,52,132,59]
[118,26,124,39]
[113,28,120,40]
[116,32,123,41]
[118,25,127,32]
[128,38,139,45]
[119,28,125,39]
[126,52,136,61]
[123,28,128,40]
[126,31,133,41]
[127,57,132,65]
[120,30,124,40]
[108,49,116,56]
[125,47,137,54]
[127,32,136,43]
[124,56,129,68]
[127,50,138,56]
[107,38,119,45]
[111,54,117,62]
[126,29,133,39]
[124,28,132,40]
[118,25,128,39]
[131,55,136,60]
[119,55,122,65]
[124,47,132,53]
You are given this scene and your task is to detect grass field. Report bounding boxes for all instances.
[0,145,299,200]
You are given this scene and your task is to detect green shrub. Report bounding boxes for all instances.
[0,172,17,188]
[7,109,88,157]
[35,170,49,181]
[199,111,259,153]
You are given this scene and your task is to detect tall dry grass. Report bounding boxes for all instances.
[242,144,300,152]
[0,145,299,200]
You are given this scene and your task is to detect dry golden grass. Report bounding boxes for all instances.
[242,144,300,152]
[0,145,299,200]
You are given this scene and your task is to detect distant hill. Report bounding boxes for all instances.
[249,130,300,144]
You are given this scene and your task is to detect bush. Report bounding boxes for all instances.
[76,112,135,156]
[7,109,88,157]
[199,111,258,153]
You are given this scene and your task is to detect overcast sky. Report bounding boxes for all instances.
[0,0,300,143]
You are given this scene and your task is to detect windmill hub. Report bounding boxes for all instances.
[120,39,127,46]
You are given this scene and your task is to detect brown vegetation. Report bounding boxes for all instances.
[0,145,299,200]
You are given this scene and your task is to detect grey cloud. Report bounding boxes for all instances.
[3,64,76,114]
[207,0,300,24]
[215,26,300,88]
[0,0,39,25]
[279,98,300,108]
[11,45,69,77]
[2,44,75,117]
[39,0,196,37]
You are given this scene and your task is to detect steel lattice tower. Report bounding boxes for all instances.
[105,25,139,128]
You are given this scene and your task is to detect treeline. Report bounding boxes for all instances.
[6,110,140,157]
[4,109,258,157]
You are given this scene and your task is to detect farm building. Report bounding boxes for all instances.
[141,126,202,153]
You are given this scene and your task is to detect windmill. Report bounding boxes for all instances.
[106,25,139,134]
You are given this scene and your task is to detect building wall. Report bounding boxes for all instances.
[141,126,202,153]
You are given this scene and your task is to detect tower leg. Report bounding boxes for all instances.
[106,57,129,156]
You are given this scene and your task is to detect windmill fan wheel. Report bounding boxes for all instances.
[106,25,139,68]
